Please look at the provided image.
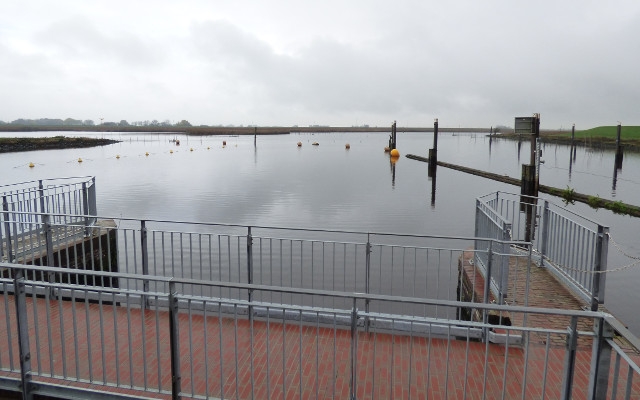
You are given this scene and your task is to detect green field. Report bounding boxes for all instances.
[565,126,640,140]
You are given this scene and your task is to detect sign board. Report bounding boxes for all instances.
[515,117,535,134]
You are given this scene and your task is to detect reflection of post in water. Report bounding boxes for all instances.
[517,139,522,163]
[612,123,624,192]
[390,157,396,188]
[568,145,575,180]
[428,161,437,208]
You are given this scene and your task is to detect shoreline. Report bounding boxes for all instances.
[0,136,120,153]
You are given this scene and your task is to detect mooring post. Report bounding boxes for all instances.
[429,118,438,172]
[571,123,575,146]
[390,121,397,150]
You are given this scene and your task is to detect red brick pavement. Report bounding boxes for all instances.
[1,295,639,399]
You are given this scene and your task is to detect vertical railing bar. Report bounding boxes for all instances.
[141,296,148,391]
[13,268,33,399]
[541,332,551,400]
[500,329,511,400]
[445,323,451,399]
[112,291,120,387]
[283,308,287,400]
[266,306,271,399]
[299,309,303,400]
[154,295,162,393]
[390,315,395,400]
[408,320,414,400]
[97,294,106,384]
[203,301,209,399]
[315,310,319,400]
[188,299,194,395]
[624,365,633,400]
[219,301,224,400]
[29,278,41,375]
[168,281,181,400]
[234,304,239,399]
[56,286,67,378]
[561,315,579,400]
[84,289,94,381]
[126,293,134,387]
[44,285,54,376]
[351,298,359,400]
[610,352,620,399]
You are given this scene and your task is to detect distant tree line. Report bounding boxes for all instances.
[0,118,193,127]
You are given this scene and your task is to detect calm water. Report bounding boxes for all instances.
[1,131,639,334]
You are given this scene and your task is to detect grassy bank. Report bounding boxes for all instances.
[0,136,119,153]
[494,126,640,150]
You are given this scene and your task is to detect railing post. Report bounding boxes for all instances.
[349,297,358,400]
[482,240,493,342]
[561,315,579,400]
[499,223,511,304]
[168,281,182,400]
[42,214,56,298]
[247,226,254,320]
[2,196,14,263]
[141,220,149,309]
[364,234,371,332]
[591,226,609,311]
[81,182,90,236]
[539,200,550,261]
[13,269,33,400]
[588,317,613,399]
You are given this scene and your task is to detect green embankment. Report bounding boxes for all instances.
[543,126,640,149]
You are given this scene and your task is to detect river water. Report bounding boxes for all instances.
[1,130,639,334]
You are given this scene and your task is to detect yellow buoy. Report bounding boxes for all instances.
[29,162,35,168]
[390,148,400,157]
[170,150,173,154]
[78,158,83,163]
[190,148,194,152]
[145,152,149,156]
[345,143,350,149]
[116,155,120,159]
[297,142,302,147]
[207,146,210,150]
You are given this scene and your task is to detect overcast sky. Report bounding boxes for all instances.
[1,1,639,129]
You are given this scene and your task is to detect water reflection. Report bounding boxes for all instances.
[612,149,624,194]
[389,157,396,188]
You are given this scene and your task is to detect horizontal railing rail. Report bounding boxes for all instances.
[1,262,638,400]
[0,209,531,320]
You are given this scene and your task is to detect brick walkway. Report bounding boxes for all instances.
[1,293,639,399]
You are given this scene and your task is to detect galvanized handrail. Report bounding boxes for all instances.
[1,261,638,400]
[476,191,609,309]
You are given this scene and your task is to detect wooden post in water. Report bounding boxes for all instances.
[389,121,397,150]
[429,118,438,172]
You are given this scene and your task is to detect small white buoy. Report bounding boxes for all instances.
[78,158,83,163]
[116,155,121,159]
[145,152,149,156]
[170,150,173,154]
[29,162,35,168]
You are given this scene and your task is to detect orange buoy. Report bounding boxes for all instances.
[390,148,400,157]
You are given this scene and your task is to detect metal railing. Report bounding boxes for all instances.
[1,262,638,400]
[476,191,609,309]
[0,207,537,320]
[1,177,97,262]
